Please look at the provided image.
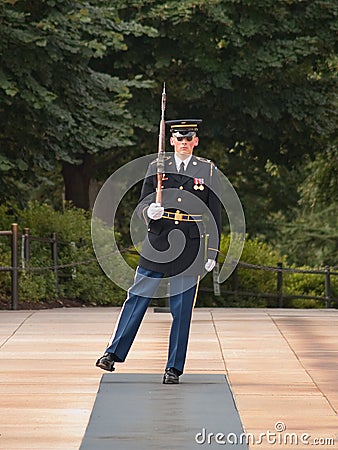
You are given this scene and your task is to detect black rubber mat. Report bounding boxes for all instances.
[80,374,248,449]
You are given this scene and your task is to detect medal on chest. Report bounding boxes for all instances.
[193,178,205,191]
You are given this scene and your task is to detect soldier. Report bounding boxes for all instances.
[96,119,222,384]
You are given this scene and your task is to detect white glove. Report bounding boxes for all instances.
[147,202,164,220]
[205,259,216,272]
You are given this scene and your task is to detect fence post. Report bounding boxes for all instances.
[11,223,19,310]
[22,227,30,270]
[231,265,238,293]
[70,241,77,279]
[51,232,59,295]
[324,266,331,308]
[213,263,221,296]
[277,262,283,308]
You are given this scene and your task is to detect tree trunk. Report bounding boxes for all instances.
[62,153,93,210]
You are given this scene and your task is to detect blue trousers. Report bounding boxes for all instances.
[105,266,199,374]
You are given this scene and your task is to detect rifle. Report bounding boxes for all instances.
[155,83,166,205]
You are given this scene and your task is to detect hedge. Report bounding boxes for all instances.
[0,202,336,308]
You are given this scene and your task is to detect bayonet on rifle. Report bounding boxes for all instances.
[155,83,166,204]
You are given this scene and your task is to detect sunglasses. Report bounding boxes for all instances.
[176,136,194,142]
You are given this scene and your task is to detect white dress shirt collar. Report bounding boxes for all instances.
[174,154,192,172]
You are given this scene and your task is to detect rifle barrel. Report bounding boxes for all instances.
[156,83,166,203]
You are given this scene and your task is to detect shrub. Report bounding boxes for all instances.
[19,272,56,302]
[0,202,125,307]
[199,234,287,307]
[199,235,337,308]
[283,267,337,308]
[0,203,336,309]
[0,241,11,305]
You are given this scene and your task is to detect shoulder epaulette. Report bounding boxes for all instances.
[195,156,216,177]
[195,156,212,164]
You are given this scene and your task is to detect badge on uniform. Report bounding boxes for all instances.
[193,178,204,191]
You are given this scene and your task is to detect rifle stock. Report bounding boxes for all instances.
[155,83,166,204]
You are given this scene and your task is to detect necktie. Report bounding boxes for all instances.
[179,161,185,174]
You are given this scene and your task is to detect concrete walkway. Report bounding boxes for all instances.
[0,308,337,449]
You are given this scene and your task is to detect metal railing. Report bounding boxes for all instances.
[0,223,19,310]
[208,261,337,308]
[1,224,337,310]
[0,224,82,309]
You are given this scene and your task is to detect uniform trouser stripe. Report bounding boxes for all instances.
[193,275,200,308]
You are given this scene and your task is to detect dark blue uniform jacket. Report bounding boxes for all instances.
[136,153,222,276]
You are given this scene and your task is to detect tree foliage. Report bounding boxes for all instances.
[108,0,337,243]
[275,145,338,266]
[114,0,337,164]
[0,0,337,265]
[0,0,155,206]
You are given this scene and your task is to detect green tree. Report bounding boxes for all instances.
[105,0,337,239]
[114,0,337,162]
[1,0,337,250]
[0,0,156,208]
[275,146,338,266]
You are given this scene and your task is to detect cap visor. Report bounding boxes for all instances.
[172,131,196,138]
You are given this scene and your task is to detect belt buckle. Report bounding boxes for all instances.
[174,210,181,222]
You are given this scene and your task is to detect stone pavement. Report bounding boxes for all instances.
[0,308,337,449]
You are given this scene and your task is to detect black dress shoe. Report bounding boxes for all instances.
[163,367,180,384]
[96,352,115,372]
